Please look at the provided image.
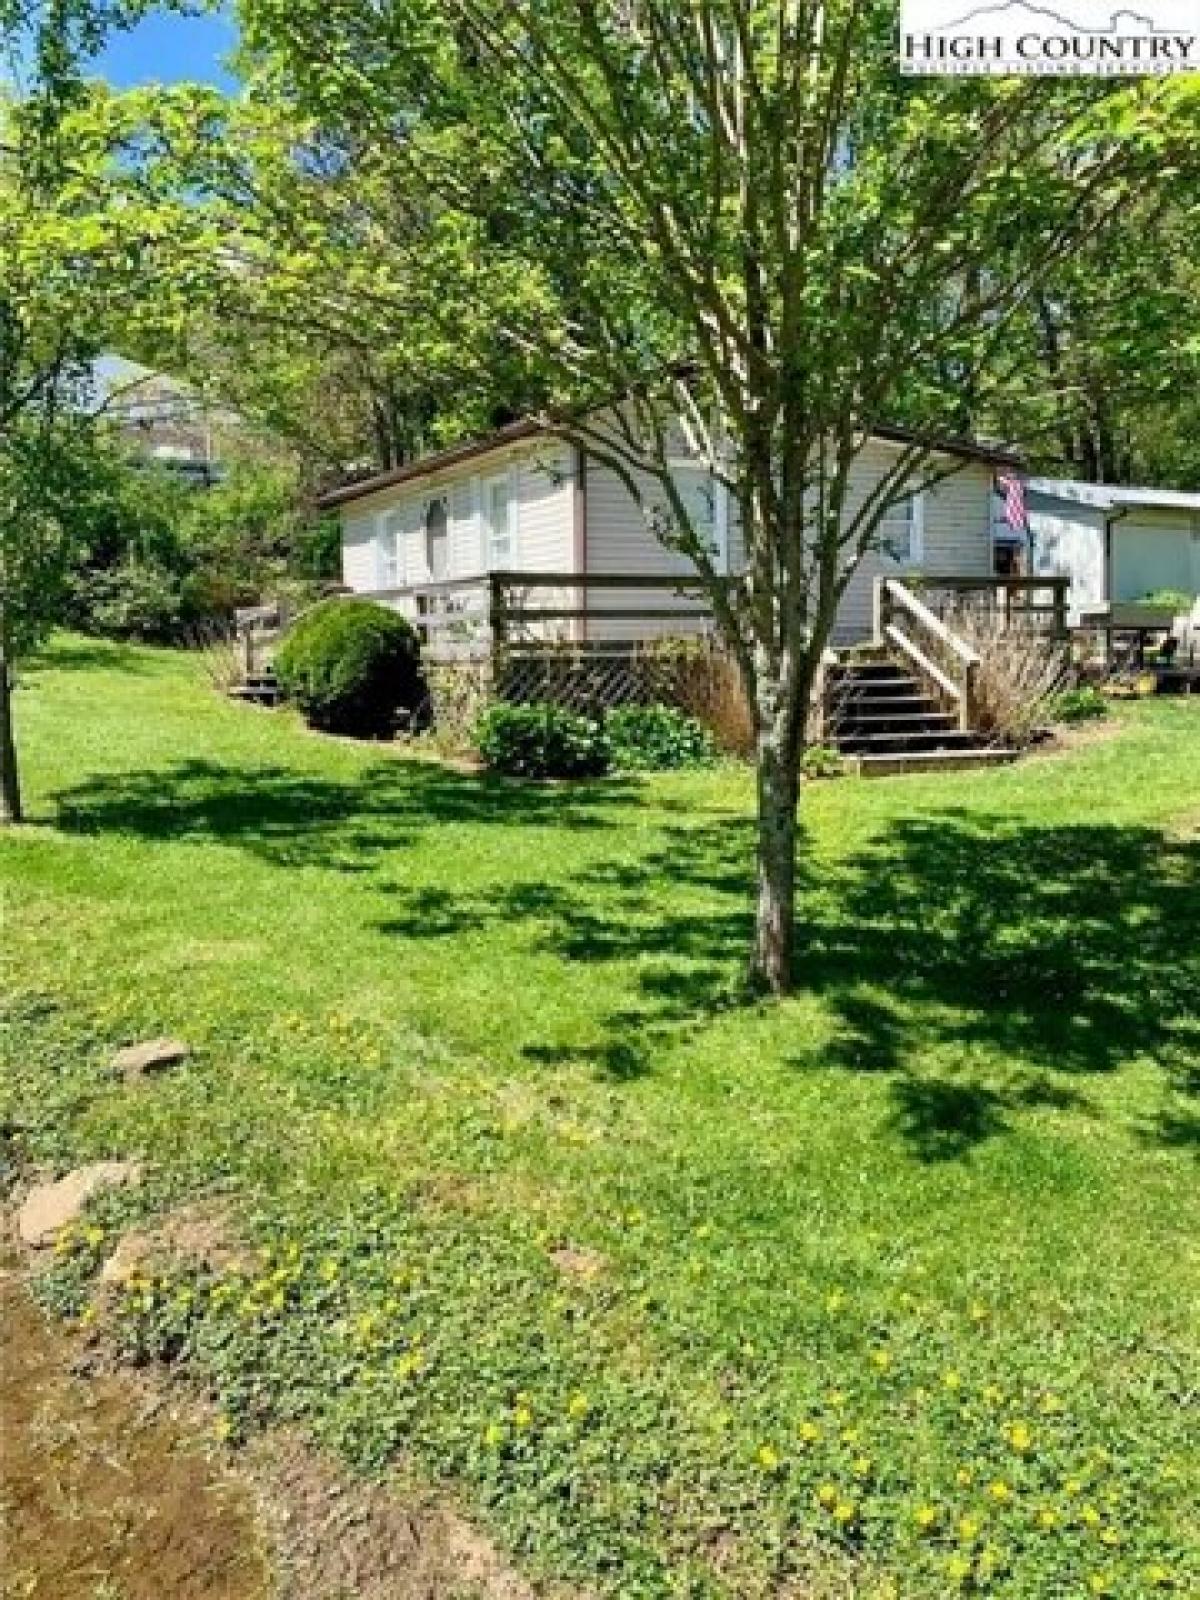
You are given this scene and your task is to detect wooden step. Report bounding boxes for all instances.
[849,747,1018,778]
[835,728,981,754]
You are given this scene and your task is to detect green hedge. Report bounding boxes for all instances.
[473,703,610,778]
[274,599,424,737]
[605,704,714,770]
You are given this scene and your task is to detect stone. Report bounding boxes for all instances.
[17,1161,143,1248]
[112,1037,191,1081]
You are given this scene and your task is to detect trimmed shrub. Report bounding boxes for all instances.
[474,702,610,778]
[274,599,423,737]
[1046,686,1110,724]
[1139,589,1193,612]
[605,703,715,770]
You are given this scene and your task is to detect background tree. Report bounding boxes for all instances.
[233,1,1199,991]
[0,1,213,821]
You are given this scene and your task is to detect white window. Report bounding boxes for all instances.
[879,491,924,566]
[670,465,729,570]
[482,471,516,570]
[377,508,405,588]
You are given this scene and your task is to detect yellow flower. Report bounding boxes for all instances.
[987,1480,1013,1505]
[817,1484,839,1510]
[958,1515,980,1542]
[956,1468,975,1489]
[833,1500,857,1526]
[915,1504,939,1533]
[1145,1564,1174,1589]
[870,1349,892,1373]
[1036,1508,1059,1530]
[567,1392,589,1420]
[1088,1575,1112,1597]
[1081,1505,1102,1529]
[78,1305,97,1329]
[1065,1478,1085,1497]
[1005,1421,1034,1454]
[757,1444,781,1472]
[212,1416,233,1441]
[797,1420,821,1445]
[942,1369,962,1391]
[827,1388,847,1410]
[840,1426,862,1446]
[483,1421,505,1448]
[1039,1392,1063,1415]
[825,1289,846,1313]
[1098,1528,1121,1548]
[983,1384,1004,1407]
[852,1456,873,1480]
[513,1403,533,1429]
[946,1555,973,1584]
[969,1300,990,1323]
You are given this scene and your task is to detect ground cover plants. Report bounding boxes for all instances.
[3,637,1198,1599]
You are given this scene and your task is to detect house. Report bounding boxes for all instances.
[1025,478,1200,622]
[319,417,1024,652]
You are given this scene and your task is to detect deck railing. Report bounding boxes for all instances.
[874,577,981,731]
[916,575,1071,638]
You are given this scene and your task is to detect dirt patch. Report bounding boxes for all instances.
[245,1433,541,1600]
[1026,714,1125,761]
[98,1201,249,1287]
[1,1260,270,1600]
[3,1251,563,1600]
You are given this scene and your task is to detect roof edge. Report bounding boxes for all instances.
[319,417,1021,511]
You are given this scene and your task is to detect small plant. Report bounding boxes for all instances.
[473,702,610,778]
[605,704,715,770]
[801,742,845,779]
[1139,589,1193,612]
[274,599,424,737]
[1046,686,1110,724]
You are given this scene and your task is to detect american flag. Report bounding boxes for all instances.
[997,473,1028,533]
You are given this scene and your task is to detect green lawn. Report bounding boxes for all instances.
[3,636,1198,1599]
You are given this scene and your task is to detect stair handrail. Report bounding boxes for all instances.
[874,576,981,732]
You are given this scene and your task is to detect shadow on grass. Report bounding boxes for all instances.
[54,756,1200,1160]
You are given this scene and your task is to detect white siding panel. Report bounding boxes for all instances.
[1028,501,1105,619]
[584,462,710,641]
[341,510,378,592]
[515,446,574,571]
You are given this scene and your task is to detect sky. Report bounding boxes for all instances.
[89,8,239,91]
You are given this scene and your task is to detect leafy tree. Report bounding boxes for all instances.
[233,2,1200,992]
[0,1,210,820]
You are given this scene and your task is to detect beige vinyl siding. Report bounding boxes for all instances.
[584,462,715,642]
[514,446,574,571]
[833,446,994,643]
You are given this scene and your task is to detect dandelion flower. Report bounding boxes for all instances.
[825,1289,846,1313]
[956,1468,975,1489]
[797,1420,821,1445]
[757,1444,781,1471]
[840,1426,862,1446]
[567,1392,589,1420]
[1088,1575,1112,1597]
[1036,1508,1059,1530]
[942,1369,962,1391]
[851,1456,873,1480]
[1005,1421,1033,1454]
[958,1515,980,1542]
[870,1349,891,1372]
[1145,1564,1174,1589]
[817,1483,839,1510]
[833,1500,857,1526]
[483,1421,505,1449]
[987,1480,1013,1505]
[513,1403,533,1429]
[1082,1505,1102,1529]
[946,1555,973,1584]
[915,1504,939,1533]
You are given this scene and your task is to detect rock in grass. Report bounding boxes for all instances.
[18,1162,143,1247]
[112,1037,191,1081]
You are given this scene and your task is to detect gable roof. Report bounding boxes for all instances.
[318,418,1020,511]
[1025,477,1200,514]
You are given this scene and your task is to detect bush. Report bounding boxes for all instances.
[1046,686,1110,724]
[473,702,610,778]
[801,743,845,780]
[605,703,715,770]
[72,561,186,642]
[944,609,1071,747]
[274,599,424,737]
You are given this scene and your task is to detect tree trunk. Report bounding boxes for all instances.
[0,651,22,825]
[752,722,799,993]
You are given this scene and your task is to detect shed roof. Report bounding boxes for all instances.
[1025,478,1200,515]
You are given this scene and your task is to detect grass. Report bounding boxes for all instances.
[3,635,1198,1599]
